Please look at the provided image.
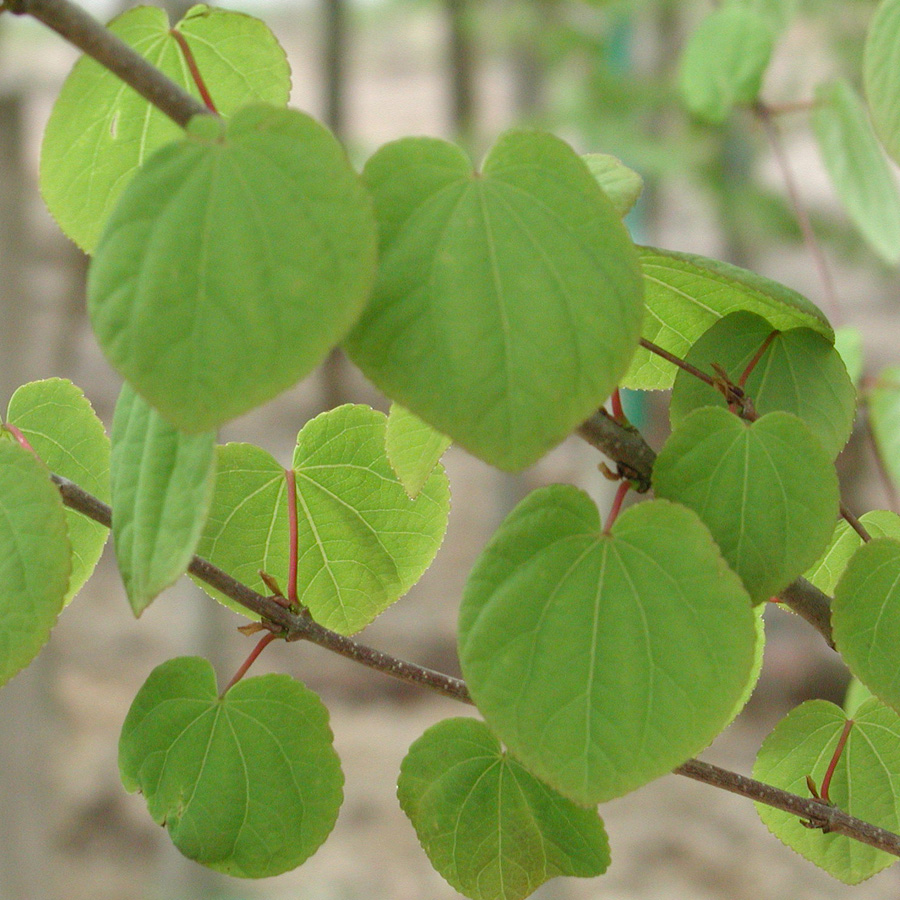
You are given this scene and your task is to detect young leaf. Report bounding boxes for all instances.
[812,79,900,264]
[385,403,451,499]
[833,538,900,713]
[626,248,832,390]
[834,326,864,388]
[678,7,774,124]
[196,405,450,634]
[6,378,110,605]
[868,366,900,491]
[0,442,71,686]
[724,0,796,35]
[805,510,900,595]
[119,657,343,878]
[344,131,644,472]
[668,311,856,459]
[88,104,377,432]
[458,490,757,805]
[754,698,900,883]
[398,717,610,900]
[40,3,292,253]
[864,0,900,167]
[653,408,840,603]
[110,384,216,616]
[845,678,875,716]
[581,153,643,217]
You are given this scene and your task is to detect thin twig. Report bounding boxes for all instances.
[5,0,210,128]
[640,337,718,388]
[841,502,872,543]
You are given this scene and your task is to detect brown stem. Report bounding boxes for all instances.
[169,28,218,114]
[577,409,655,492]
[640,337,718,388]
[737,331,778,389]
[818,718,853,804]
[840,502,872,543]
[221,631,278,696]
[5,0,210,128]
[604,480,630,534]
[610,388,625,423]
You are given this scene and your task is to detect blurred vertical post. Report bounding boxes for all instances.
[445,0,476,150]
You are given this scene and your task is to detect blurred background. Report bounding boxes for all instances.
[1,0,900,897]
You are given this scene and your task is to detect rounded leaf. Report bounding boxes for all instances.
[111,383,216,615]
[669,311,855,459]
[0,441,72,685]
[459,489,757,805]
[344,131,644,472]
[385,403,451,499]
[88,104,377,432]
[754,698,900,884]
[6,378,109,605]
[40,4,291,253]
[119,657,343,877]
[653,408,840,603]
[865,0,900,167]
[399,717,610,900]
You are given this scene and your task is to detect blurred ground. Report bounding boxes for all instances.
[1,3,900,899]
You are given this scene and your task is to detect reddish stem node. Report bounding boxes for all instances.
[610,388,625,423]
[285,469,299,607]
[604,479,630,534]
[221,631,279,696]
[1,423,37,455]
[169,28,218,113]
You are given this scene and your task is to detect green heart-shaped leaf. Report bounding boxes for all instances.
[119,656,343,878]
[40,3,291,253]
[627,248,832,390]
[196,405,449,634]
[6,378,109,605]
[754,698,900,884]
[111,384,216,616]
[653,408,840,603]
[833,537,900,713]
[385,403,451,499]
[88,104,377,432]
[398,717,610,900]
[668,311,855,459]
[459,489,757,805]
[0,441,71,685]
[865,0,900,167]
[344,131,644,472]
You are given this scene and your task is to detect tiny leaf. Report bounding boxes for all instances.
[581,153,643,217]
[398,717,610,900]
[119,656,343,878]
[385,403,451,498]
[110,383,216,615]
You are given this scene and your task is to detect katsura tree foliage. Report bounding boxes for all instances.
[5,0,900,892]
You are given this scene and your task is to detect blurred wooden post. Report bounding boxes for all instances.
[445,0,476,149]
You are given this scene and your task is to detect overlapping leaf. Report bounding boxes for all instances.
[119,657,343,878]
[668,311,855,459]
[398,717,610,900]
[88,104,377,432]
[653,408,840,603]
[385,403,451,499]
[0,442,71,685]
[626,248,832,390]
[582,153,643,217]
[459,489,757,805]
[868,367,900,491]
[111,384,216,615]
[678,7,774,123]
[754,698,900,883]
[833,537,900,713]
[344,131,644,472]
[812,79,900,264]
[724,0,796,35]
[864,0,900,166]
[41,3,291,252]
[6,378,110,605]
[196,405,449,634]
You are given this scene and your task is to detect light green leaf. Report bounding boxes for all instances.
[723,0,796,35]
[40,3,291,253]
[398,717,610,900]
[653,408,840,603]
[197,405,450,634]
[0,442,71,686]
[868,366,900,491]
[6,378,110,605]
[834,326,864,387]
[668,311,856,459]
[459,490,757,805]
[754,698,900,883]
[833,537,900,713]
[110,383,216,616]
[804,510,900,595]
[865,0,900,167]
[813,79,900,264]
[844,678,875,716]
[88,104,377,432]
[678,7,774,124]
[344,131,644,472]
[385,403,451,498]
[582,153,643,217]
[626,247,832,390]
[119,656,343,878]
